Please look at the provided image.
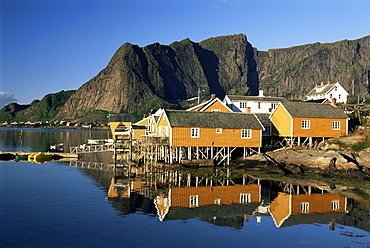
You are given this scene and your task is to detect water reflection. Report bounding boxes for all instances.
[69,160,369,233]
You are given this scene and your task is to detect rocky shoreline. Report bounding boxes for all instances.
[239,128,370,182]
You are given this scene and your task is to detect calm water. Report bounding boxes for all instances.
[0,128,369,248]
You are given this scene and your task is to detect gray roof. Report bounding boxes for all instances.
[165,110,263,129]
[306,82,337,96]
[227,95,288,103]
[254,113,271,125]
[281,102,348,119]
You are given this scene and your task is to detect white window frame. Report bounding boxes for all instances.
[214,198,221,205]
[216,128,222,134]
[241,129,252,139]
[240,101,247,108]
[240,193,251,204]
[300,202,309,213]
[331,200,340,211]
[271,103,277,109]
[191,128,200,138]
[332,121,340,130]
[190,195,198,207]
[301,120,310,129]
[211,109,221,112]
[146,125,151,132]
[257,102,261,109]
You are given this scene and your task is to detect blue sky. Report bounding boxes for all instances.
[1,0,369,107]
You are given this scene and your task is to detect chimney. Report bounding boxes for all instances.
[331,98,337,107]
[258,90,264,97]
[211,94,216,99]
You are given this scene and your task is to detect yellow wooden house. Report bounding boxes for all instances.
[108,114,132,141]
[134,109,165,137]
[154,110,264,163]
[270,102,349,146]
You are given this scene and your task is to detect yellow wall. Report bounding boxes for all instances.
[171,126,261,147]
[171,184,260,207]
[269,192,291,227]
[133,129,146,140]
[292,117,347,137]
[109,121,131,138]
[270,105,292,137]
[291,193,346,214]
[202,101,231,112]
[136,116,157,134]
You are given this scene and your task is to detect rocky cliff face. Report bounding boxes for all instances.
[53,34,370,122]
[256,36,370,99]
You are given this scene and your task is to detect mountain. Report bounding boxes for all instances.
[2,34,370,123]
[0,90,75,122]
[256,36,370,99]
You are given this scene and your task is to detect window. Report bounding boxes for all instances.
[300,202,309,213]
[216,128,222,134]
[211,109,221,112]
[146,125,151,132]
[191,128,200,138]
[263,126,271,135]
[331,200,340,211]
[240,101,247,108]
[258,102,261,109]
[148,118,152,124]
[241,129,252,138]
[214,198,221,205]
[301,120,310,129]
[271,103,277,109]
[240,193,251,204]
[338,94,341,99]
[190,195,198,207]
[332,121,340,130]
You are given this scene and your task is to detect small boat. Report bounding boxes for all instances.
[28,152,53,164]
[15,154,29,161]
[0,153,15,160]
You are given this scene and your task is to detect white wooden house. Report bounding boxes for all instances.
[224,90,288,114]
[306,82,349,103]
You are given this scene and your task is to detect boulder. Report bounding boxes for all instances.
[358,150,370,169]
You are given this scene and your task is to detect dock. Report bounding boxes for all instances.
[0,151,78,162]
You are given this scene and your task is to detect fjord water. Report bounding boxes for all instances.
[0,128,369,248]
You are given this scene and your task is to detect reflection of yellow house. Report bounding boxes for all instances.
[153,184,261,221]
[170,184,261,208]
[154,190,172,221]
[107,178,145,198]
[269,192,347,228]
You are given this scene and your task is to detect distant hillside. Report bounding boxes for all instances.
[0,90,75,122]
[2,34,370,123]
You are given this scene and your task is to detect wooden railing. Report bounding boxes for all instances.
[70,143,115,154]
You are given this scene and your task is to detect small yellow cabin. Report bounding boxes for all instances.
[270,102,348,144]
